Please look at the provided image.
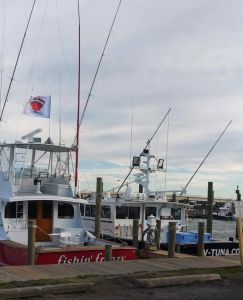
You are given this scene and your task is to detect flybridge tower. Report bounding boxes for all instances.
[132,148,164,195]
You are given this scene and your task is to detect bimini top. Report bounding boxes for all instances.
[0,142,74,153]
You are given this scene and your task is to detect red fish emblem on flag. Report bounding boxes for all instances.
[23,96,51,118]
[30,96,45,112]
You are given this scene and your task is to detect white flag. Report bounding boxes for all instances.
[23,96,51,119]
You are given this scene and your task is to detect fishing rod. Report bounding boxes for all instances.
[115,108,171,198]
[183,120,232,191]
[0,0,37,121]
[73,0,122,145]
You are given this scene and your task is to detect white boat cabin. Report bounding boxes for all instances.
[0,140,94,247]
[80,148,188,243]
[80,197,187,243]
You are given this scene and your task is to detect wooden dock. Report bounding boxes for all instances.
[0,255,240,283]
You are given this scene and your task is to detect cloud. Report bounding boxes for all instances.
[1,0,243,197]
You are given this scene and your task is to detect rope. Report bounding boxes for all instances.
[35,225,52,237]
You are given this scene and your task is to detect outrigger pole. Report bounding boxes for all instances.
[183,120,232,191]
[0,0,36,121]
[115,108,172,198]
[79,0,122,128]
[74,0,81,196]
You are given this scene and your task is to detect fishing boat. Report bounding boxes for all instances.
[213,203,235,221]
[80,144,240,257]
[0,132,136,266]
[0,0,136,266]
[80,146,193,245]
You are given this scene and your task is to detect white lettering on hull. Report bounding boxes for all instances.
[57,253,126,264]
[204,248,240,256]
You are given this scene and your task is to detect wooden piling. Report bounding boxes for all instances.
[95,177,103,239]
[236,185,241,201]
[171,193,176,202]
[168,222,176,258]
[132,219,139,248]
[197,222,205,257]
[156,220,161,250]
[105,244,112,261]
[27,220,36,265]
[206,182,213,236]
[236,186,241,239]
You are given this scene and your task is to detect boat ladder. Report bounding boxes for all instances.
[13,146,29,190]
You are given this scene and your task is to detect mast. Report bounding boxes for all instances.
[74,0,81,196]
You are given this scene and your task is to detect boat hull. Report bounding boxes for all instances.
[212,214,234,221]
[0,241,137,266]
[176,241,239,256]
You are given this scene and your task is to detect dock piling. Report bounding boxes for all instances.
[206,182,214,236]
[197,222,205,257]
[27,220,36,265]
[168,222,176,258]
[236,186,241,239]
[171,193,176,202]
[105,245,112,261]
[156,220,161,250]
[95,177,103,239]
[132,219,139,248]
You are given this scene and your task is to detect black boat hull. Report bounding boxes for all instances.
[177,241,239,256]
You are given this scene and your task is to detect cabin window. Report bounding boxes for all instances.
[101,205,111,219]
[128,207,140,219]
[58,203,74,219]
[116,206,128,219]
[116,206,140,219]
[80,203,85,216]
[145,207,157,219]
[28,201,37,218]
[5,202,23,219]
[85,205,95,217]
[171,208,181,220]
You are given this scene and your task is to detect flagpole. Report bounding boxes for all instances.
[74,0,81,197]
[48,117,51,138]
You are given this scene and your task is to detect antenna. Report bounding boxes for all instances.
[21,128,42,142]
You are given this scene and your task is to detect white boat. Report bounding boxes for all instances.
[0,134,136,265]
[213,203,235,221]
[80,148,190,245]
[0,1,136,266]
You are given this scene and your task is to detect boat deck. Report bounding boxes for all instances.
[0,255,240,283]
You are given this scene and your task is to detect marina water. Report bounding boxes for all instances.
[188,218,236,240]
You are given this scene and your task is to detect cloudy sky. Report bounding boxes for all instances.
[0,0,243,198]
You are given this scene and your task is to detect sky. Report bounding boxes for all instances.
[0,0,243,199]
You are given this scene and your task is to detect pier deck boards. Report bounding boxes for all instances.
[0,255,240,283]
